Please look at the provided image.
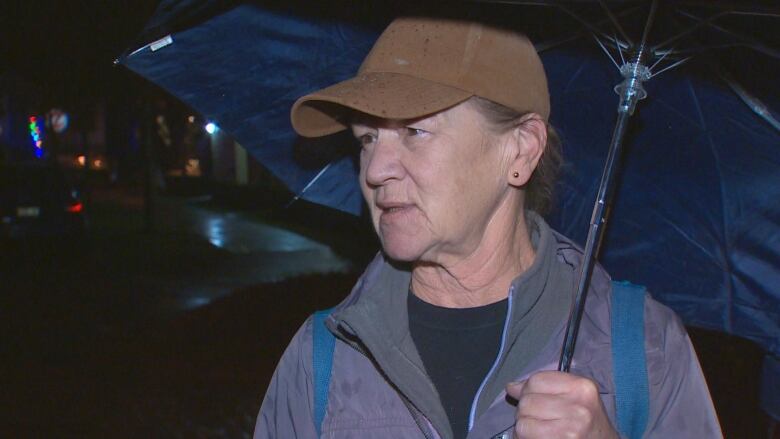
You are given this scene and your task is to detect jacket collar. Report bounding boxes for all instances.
[328,212,583,438]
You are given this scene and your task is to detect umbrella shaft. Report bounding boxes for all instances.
[558,108,634,373]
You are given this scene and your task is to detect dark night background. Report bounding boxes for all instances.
[0,1,776,438]
[2,2,157,110]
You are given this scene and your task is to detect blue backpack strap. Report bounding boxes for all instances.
[312,308,336,436]
[611,281,650,439]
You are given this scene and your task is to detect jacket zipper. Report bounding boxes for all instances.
[491,428,513,439]
[467,286,515,432]
[336,324,438,439]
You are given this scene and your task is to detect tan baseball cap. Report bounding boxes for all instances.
[290,16,550,138]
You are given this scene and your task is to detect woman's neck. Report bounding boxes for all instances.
[410,211,536,308]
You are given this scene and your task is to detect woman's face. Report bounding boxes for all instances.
[352,101,517,263]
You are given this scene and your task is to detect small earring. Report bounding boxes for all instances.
[512,171,520,178]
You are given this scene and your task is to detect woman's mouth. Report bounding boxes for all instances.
[377,203,415,222]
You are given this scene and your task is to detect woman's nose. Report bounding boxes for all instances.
[363,132,404,187]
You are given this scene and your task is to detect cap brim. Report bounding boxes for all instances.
[291,72,472,137]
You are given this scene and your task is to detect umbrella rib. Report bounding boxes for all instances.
[285,162,334,208]
[687,78,737,332]
[593,35,621,71]
[648,56,691,79]
[721,74,780,133]
[551,3,614,42]
[687,78,731,261]
[652,95,704,130]
[597,0,633,46]
[676,0,780,16]
[654,210,721,266]
[613,33,626,65]
[563,60,591,94]
[659,43,752,56]
[652,10,727,52]
[676,10,780,60]
[533,5,641,53]
[535,35,581,53]
[638,0,659,55]
[648,46,674,72]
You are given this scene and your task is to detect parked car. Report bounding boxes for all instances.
[0,163,87,239]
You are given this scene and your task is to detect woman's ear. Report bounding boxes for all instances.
[507,113,546,187]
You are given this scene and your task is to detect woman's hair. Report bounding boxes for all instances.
[469,96,563,216]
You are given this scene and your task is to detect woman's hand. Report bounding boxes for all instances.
[506,371,619,439]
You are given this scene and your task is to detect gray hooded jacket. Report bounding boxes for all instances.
[254,216,722,438]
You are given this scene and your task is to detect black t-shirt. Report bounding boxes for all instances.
[408,291,508,439]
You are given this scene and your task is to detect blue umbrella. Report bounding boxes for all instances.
[119,0,780,412]
[122,3,378,214]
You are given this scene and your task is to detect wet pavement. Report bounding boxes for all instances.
[87,187,353,316]
[1,183,358,437]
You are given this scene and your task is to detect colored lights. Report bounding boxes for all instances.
[66,201,84,214]
[28,116,44,157]
[49,109,69,133]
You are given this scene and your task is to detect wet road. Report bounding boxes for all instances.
[159,195,337,255]
[135,193,353,313]
[1,185,358,437]
[0,188,353,336]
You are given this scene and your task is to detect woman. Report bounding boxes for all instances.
[255,16,721,439]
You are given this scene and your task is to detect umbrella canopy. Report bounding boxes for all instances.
[119,0,780,359]
[122,2,383,214]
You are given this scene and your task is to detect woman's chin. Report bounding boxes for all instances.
[379,237,427,262]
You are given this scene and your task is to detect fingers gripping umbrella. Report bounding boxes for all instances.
[119,0,780,409]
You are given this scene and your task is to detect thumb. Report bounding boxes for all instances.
[505,380,526,399]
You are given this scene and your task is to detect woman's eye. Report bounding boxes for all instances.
[407,127,427,137]
[358,133,377,146]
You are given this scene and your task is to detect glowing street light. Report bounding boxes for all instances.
[205,122,217,134]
